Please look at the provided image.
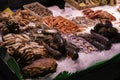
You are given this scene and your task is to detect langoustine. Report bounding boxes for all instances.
[82,8,116,21]
[44,16,84,34]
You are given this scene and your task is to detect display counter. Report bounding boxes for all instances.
[0,1,120,80]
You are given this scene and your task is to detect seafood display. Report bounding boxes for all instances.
[91,20,120,43]
[3,18,21,34]
[2,33,47,65]
[23,2,53,17]
[0,13,80,77]
[72,16,100,27]
[27,28,79,60]
[0,13,80,60]
[12,9,43,26]
[44,16,84,34]
[0,3,120,80]
[0,15,42,35]
[78,20,120,50]
[79,32,112,50]
[74,0,100,6]
[62,34,98,53]
[23,58,57,78]
[82,8,116,21]
[2,33,57,77]
[0,22,5,33]
[0,17,23,34]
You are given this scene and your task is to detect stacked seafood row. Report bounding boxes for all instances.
[0,10,80,78]
[43,10,120,51]
[2,33,58,77]
[23,2,53,17]
[62,34,98,53]
[44,16,84,34]
[0,5,120,79]
[72,16,100,28]
[0,18,57,77]
[80,8,120,46]
[82,8,116,21]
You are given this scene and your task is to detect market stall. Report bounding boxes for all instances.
[0,0,120,80]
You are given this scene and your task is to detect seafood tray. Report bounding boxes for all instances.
[65,0,99,10]
[62,34,98,53]
[44,16,84,34]
[65,0,108,10]
[72,16,100,28]
[1,46,120,80]
[82,8,116,21]
[23,2,53,18]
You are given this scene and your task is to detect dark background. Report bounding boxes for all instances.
[0,0,65,11]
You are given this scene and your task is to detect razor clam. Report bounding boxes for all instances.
[78,33,111,50]
[66,42,79,60]
[15,34,30,42]
[2,33,14,40]
[91,31,112,49]
[91,40,109,50]
[44,44,63,60]
[42,29,58,34]
[21,34,31,40]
